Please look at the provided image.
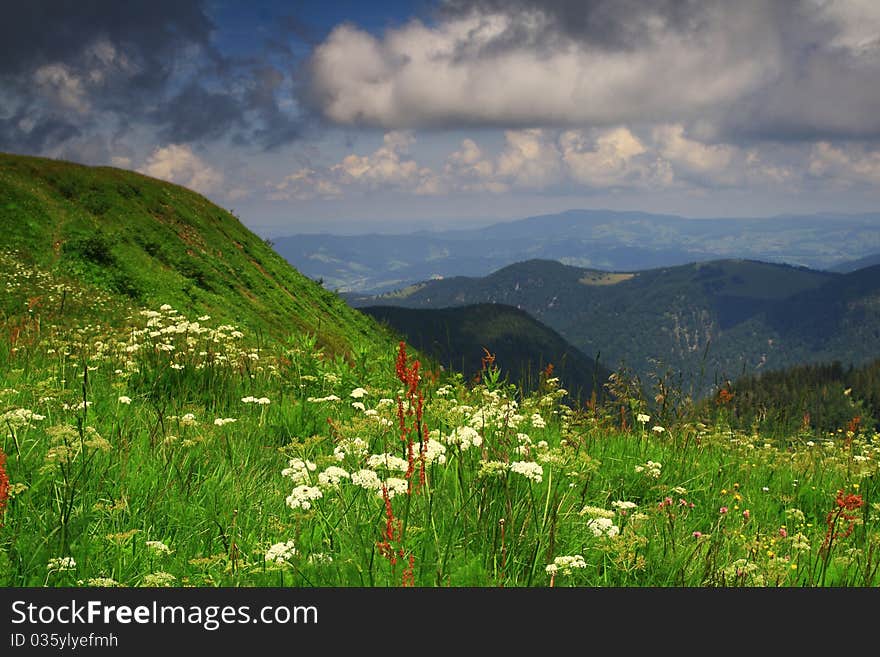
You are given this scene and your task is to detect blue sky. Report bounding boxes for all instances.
[3,1,880,235]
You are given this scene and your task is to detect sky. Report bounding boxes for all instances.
[2,0,880,235]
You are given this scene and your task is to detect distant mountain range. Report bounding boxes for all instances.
[270,209,880,293]
[830,252,880,273]
[361,303,611,403]
[347,258,880,396]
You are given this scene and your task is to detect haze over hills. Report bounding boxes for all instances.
[271,209,880,293]
[347,258,880,396]
[829,252,880,273]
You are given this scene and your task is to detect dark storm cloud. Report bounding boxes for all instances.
[154,83,247,143]
[0,0,304,158]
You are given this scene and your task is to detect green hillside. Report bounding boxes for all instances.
[361,303,611,403]
[347,258,880,396]
[0,152,387,356]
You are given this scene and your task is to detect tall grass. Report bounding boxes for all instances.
[1,256,879,587]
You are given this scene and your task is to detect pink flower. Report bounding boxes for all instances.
[743,509,750,520]
[692,531,702,538]
[719,506,728,515]
[779,527,788,538]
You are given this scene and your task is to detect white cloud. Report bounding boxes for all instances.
[444,138,507,193]
[270,132,442,200]
[33,64,90,114]
[808,142,880,185]
[495,129,563,188]
[560,127,670,188]
[138,144,224,195]
[269,168,343,201]
[308,9,779,129]
[652,124,738,185]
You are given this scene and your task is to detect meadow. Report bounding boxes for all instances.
[1,250,878,588]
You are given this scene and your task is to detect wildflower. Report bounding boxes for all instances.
[636,413,651,424]
[351,469,382,491]
[0,447,10,524]
[652,425,665,433]
[350,387,368,399]
[720,506,728,514]
[510,461,544,483]
[213,417,237,426]
[579,506,615,519]
[381,478,409,498]
[587,517,620,538]
[742,509,750,520]
[420,438,447,465]
[85,577,119,587]
[142,571,176,587]
[281,458,317,484]
[118,396,132,405]
[366,453,409,472]
[444,426,483,450]
[285,485,323,511]
[308,553,333,565]
[47,557,76,573]
[351,401,366,412]
[333,437,369,462]
[478,460,510,479]
[634,460,662,478]
[693,531,702,539]
[530,413,546,429]
[265,540,298,565]
[611,500,638,512]
[546,555,587,576]
[146,540,172,556]
[306,395,341,403]
[317,466,351,489]
[779,527,788,538]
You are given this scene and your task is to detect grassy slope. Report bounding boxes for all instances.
[0,152,388,356]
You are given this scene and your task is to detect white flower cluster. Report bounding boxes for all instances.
[333,437,369,462]
[46,557,77,573]
[241,396,271,405]
[578,505,615,519]
[530,413,546,429]
[307,395,341,403]
[142,571,177,587]
[419,438,447,465]
[636,413,651,424]
[2,408,46,428]
[587,517,620,538]
[611,500,638,512]
[381,477,409,499]
[265,540,298,564]
[349,387,368,399]
[285,485,323,511]
[634,460,662,478]
[282,458,317,484]
[145,540,172,556]
[510,460,544,483]
[351,469,382,491]
[318,466,351,488]
[213,417,237,426]
[366,453,409,472]
[545,554,587,576]
[444,426,483,450]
